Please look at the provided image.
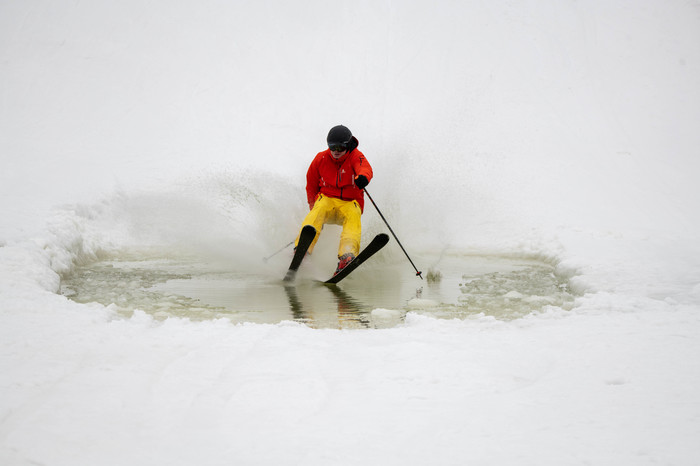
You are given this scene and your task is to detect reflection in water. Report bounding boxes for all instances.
[283,285,304,320]
[283,284,370,329]
[325,285,371,328]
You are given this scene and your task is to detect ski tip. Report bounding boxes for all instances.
[301,225,316,235]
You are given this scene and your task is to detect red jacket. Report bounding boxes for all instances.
[306,147,373,211]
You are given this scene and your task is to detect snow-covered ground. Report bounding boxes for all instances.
[2,1,699,464]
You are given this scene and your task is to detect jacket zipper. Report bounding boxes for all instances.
[332,154,353,201]
[337,159,347,200]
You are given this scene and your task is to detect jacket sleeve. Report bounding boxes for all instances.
[306,155,321,209]
[354,153,373,183]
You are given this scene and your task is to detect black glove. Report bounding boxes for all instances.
[355,175,369,189]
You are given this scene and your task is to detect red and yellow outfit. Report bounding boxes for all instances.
[297,147,373,257]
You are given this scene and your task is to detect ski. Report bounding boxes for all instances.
[283,225,316,282]
[324,233,389,284]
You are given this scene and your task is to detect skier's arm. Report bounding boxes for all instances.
[353,154,372,188]
[306,158,321,209]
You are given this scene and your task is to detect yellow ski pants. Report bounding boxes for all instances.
[296,194,362,258]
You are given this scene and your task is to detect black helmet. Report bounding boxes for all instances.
[327,125,353,146]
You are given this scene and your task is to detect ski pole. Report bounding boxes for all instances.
[363,188,423,280]
[263,240,294,262]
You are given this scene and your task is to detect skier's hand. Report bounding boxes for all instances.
[355,175,369,189]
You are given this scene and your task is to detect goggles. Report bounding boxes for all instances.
[328,143,348,152]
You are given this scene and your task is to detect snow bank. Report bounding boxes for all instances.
[3,284,699,465]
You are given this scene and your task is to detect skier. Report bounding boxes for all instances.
[294,125,373,275]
